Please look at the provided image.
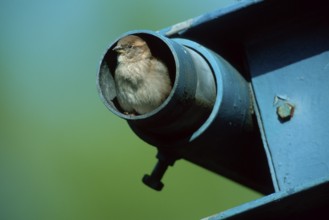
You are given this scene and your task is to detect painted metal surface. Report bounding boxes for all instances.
[170,0,329,218]
[247,20,329,191]
[165,0,329,218]
[204,176,329,219]
[98,0,329,218]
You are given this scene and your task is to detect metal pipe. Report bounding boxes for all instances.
[97,30,263,191]
[97,30,252,147]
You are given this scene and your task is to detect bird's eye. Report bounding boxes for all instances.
[128,45,133,49]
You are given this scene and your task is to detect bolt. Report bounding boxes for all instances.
[142,152,177,191]
[142,159,168,191]
[277,102,295,122]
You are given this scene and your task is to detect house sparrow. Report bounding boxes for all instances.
[113,35,172,115]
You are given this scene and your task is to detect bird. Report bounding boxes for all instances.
[112,35,172,115]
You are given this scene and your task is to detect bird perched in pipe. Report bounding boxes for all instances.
[113,35,172,115]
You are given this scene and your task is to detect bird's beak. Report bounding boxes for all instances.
[113,45,124,53]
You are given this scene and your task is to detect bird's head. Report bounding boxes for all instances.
[113,35,152,63]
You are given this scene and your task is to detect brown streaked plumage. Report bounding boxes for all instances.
[113,35,172,115]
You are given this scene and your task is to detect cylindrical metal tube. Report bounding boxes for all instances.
[97,30,252,148]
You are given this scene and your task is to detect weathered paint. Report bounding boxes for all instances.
[98,0,329,218]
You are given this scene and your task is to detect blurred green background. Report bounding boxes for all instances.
[0,0,262,219]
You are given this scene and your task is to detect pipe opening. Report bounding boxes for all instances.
[98,32,176,118]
